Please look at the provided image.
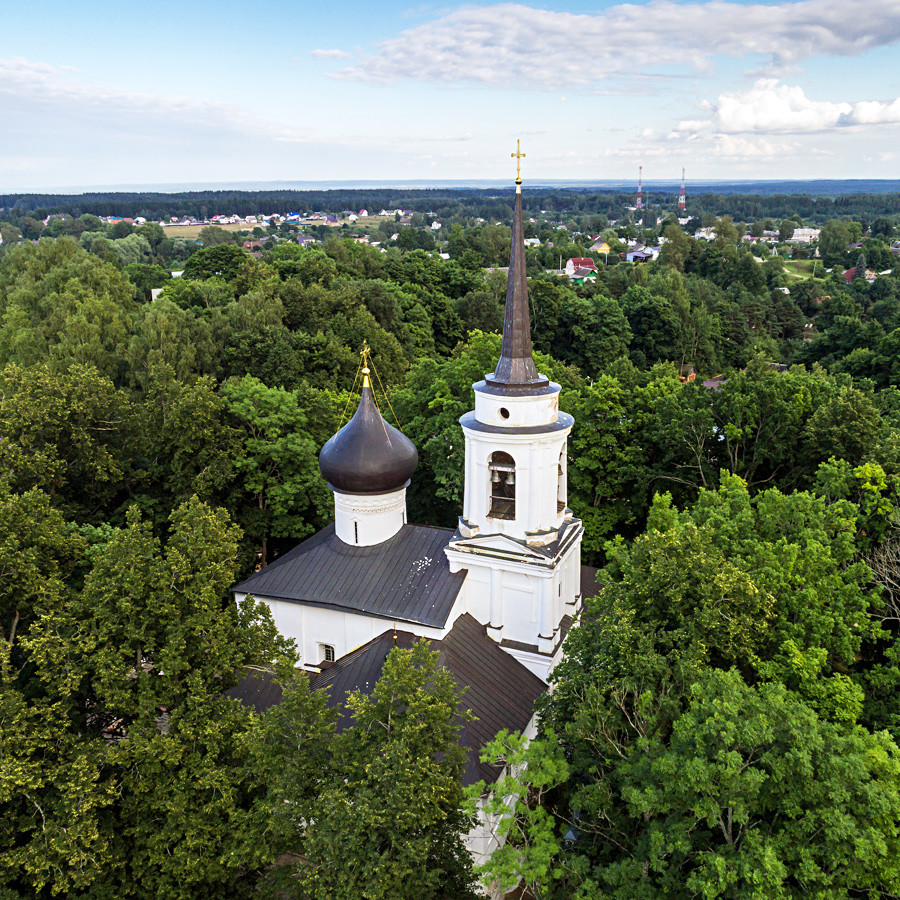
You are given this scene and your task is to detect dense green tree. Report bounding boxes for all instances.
[257,641,478,900]
[2,498,292,897]
[124,262,171,301]
[553,293,631,375]
[222,375,331,564]
[128,366,240,527]
[183,244,252,282]
[482,475,896,898]
[0,238,136,379]
[0,363,130,519]
[198,224,237,246]
[818,219,853,266]
[621,285,682,367]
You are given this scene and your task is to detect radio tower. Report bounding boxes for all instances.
[678,167,686,212]
[636,165,643,210]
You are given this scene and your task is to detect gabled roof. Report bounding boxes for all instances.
[232,524,465,629]
[307,613,548,785]
[568,257,597,269]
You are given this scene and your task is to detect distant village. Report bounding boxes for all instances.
[64,205,899,288]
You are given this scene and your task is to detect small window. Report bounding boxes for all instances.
[320,643,335,663]
[488,451,516,520]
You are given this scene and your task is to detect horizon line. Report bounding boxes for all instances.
[4,177,900,196]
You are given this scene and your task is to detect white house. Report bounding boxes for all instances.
[788,227,820,244]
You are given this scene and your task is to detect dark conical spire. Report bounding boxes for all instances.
[485,169,548,391]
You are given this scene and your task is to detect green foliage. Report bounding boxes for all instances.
[466,730,570,895]
[124,262,171,301]
[493,475,900,898]
[0,363,130,518]
[198,224,237,246]
[2,498,292,897]
[183,244,254,283]
[256,641,478,900]
[222,375,331,563]
[0,238,136,379]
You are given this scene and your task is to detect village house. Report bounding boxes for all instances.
[564,257,598,276]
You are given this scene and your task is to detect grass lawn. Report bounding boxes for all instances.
[782,259,820,278]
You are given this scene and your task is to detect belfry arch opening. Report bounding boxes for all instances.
[488,451,516,520]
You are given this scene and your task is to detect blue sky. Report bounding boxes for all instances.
[2,0,899,190]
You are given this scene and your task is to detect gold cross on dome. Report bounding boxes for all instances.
[360,339,371,387]
[511,139,525,191]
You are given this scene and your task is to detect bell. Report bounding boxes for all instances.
[491,470,501,483]
[506,472,515,486]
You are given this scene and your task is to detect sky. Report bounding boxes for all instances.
[2,0,900,190]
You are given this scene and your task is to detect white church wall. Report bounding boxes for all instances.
[459,567,492,626]
[236,593,446,669]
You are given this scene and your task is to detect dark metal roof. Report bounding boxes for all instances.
[485,187,549,392]
[307,614,547,786]
[232,523,465,629]
[437,614,547,785]
[319,385,418,494]
[581,564,601,600]
[224,668,283,713]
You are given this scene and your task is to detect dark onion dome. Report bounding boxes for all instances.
[319,383,418,494]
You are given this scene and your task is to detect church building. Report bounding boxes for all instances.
[231,163,595,814]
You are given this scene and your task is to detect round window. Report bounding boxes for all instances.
[499,407,510,419]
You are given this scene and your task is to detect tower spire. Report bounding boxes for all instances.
[678,167,686,212]
[485,141,548,390]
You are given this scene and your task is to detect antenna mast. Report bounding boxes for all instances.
[678,167,686,212]
[636,165,643,211]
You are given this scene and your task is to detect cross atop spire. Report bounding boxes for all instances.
[511,139,526,193]
[360,339,372,388]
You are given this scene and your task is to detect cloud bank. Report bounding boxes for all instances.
[331,0,900,87]
[680,79,900,134]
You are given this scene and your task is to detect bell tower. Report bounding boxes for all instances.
[445,144,583,680]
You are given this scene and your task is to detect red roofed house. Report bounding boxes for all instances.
[565,257,598,276]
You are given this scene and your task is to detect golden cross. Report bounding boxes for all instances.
[360,339,371,387]
[511,139,525,190]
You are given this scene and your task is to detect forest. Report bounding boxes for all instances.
[4,183,900,228]
[1,191,899,898]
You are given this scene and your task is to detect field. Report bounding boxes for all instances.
[161,222,250,240]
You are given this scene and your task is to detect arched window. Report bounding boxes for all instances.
[488,451,516,520]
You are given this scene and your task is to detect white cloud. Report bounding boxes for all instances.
[0,57,306,142]
[331,0,900,88]
[684,79,900,134]
[311,48,351,60]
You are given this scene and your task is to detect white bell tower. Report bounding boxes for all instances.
[445,148,583,680]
